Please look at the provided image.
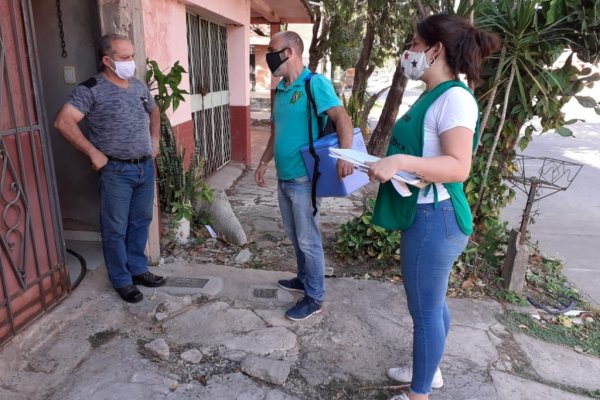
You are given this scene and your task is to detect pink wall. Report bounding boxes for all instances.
[143,0,251,118]
[143,0,190,126]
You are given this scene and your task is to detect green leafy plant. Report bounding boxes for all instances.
[146,59,214,213]
[171,201,194,222]
[146,59,189,213]
[336,199,401,261]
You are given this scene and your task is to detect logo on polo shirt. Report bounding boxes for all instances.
[290,91,304,104]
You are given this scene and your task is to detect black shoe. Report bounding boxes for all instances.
[132,271,166,287]
[115,285,143,303]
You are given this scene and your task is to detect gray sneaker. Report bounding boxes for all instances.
[278,278,305,293]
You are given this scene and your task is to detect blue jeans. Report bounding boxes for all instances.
[400,199,469,395]
[99,159,154,289]
[277,177,325,303]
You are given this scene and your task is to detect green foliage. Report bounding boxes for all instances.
[526,254,582,302]
[171,201,194,222]
[146,59,188,113]
[336,199,400,261]
[470,0,600,230]
[493,290,528,305]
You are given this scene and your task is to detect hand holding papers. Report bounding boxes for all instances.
[329,148,427,197]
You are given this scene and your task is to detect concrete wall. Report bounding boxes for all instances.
[31,0,101,232]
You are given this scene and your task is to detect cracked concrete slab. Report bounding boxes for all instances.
[162,301,267,345]
[492,370,593,400]
[514,333,600,392]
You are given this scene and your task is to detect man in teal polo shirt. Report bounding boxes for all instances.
[255,31,354,320]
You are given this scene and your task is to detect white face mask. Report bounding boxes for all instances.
[109,59,136,79]
[400,49,432,81]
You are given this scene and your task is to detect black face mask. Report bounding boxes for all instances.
[266,48,289,74]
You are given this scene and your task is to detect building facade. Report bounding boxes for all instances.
[0,0,311,347]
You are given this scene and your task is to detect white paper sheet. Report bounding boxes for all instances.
[329,148,427,197]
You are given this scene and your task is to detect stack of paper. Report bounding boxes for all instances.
[329,148,427,197]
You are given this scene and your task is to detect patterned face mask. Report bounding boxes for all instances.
[400,48,432,80]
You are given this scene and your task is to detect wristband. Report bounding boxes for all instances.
[260,161,269,167]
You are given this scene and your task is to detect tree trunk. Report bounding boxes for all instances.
[308,8,327,72]
[351,12,376,103]
[367,56,408,156]
[359,85,391,136]
[473,58,516,218]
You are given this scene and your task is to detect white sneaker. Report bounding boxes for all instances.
[387,366,444,389]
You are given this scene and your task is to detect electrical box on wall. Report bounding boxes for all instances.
[63,66,76,84]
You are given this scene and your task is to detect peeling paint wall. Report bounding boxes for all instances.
[97,0,147,82]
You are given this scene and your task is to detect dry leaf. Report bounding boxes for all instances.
[462,275,477,289]
[558,315,573,328]
[518,324,529,331]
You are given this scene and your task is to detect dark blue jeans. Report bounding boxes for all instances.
[99,159,154,289]
[277,177,325,303]
[400,199,469,395]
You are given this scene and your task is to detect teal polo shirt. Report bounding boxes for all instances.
[273,67,342,180]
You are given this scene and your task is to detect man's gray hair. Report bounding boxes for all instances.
[98,33,129,60]
[279,31,304,54]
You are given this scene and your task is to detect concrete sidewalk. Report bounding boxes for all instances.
[1,261,598,400]
[1,125,599,399]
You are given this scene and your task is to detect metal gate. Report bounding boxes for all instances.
[186,13,231,176]
[0,0,68,347]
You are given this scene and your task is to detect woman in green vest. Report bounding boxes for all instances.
[367,15,500,400]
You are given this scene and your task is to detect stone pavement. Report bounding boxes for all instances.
[1,126,599,399]
[1,261,599,400]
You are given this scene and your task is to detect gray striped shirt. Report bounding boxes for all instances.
[67,73,156,159]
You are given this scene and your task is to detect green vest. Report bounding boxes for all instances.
[372,80,479,235]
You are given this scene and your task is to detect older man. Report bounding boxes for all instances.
[255,31,354,320]
[54,33,165,303]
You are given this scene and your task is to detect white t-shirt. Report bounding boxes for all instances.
[417,87,478,204]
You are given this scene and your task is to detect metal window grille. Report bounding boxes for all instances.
[186,13,231,176]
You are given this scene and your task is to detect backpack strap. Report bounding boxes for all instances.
[304,73,320,216]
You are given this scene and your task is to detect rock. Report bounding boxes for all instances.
[223,350,247,362]
[222,326,296,356]
[240,354,291,385]
[195,189,247,246]
[235,249,252,264]
[155,312,169,321]
[145,338,170,361]
[324,267,334,277]
[181,349,203,364]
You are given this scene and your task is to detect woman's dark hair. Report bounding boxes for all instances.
[417,14,500,87]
